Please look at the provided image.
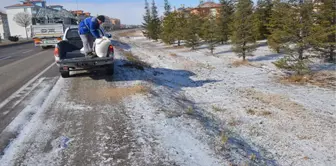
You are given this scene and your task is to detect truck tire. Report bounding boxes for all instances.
[106,64,114,75]
[61,71,70,78]
[41,46,48,50]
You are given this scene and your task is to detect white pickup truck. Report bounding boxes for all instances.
[32,24,74,49]
[54,27,115,78]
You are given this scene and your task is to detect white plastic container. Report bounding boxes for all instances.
[94,37,111,58]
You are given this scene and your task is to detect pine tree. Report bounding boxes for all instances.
[202,15,218,54]
[150,0,161,41]
[161,12,176,44]
[311,0,336,62]
[231,0,257,60]
[164,0,171,16]
[185,14,201,50]
[174,12,187,46]
[216,0,234,44]
[268,0,314,61]
[142,0,152,39]
[267,0,286,53]
[253,0,273,40]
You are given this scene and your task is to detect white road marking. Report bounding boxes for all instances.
[22,50,33,54]
[0,62,56,110]
[0,56,12,60]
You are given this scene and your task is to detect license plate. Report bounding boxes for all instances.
[43,40,57,44]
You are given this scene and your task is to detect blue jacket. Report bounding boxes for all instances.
[79,17,101,38]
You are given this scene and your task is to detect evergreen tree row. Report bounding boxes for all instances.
[143,0,335,69]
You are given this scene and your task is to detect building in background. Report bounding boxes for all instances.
[110,18,120,30]
[5,0,75,38]
[48,5,64,11]
[71,10,91,22]
[190,1,221,17]
[177,1,221,17]
[5,1,36,38]
[101,15,113,31]
[0,12,10,39]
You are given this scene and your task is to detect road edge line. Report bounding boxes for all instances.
[0,62,56,110]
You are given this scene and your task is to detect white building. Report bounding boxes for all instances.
[5,1,44,38]
[5,0,75,39]
[0,12,10,39]
[102,16,114,31]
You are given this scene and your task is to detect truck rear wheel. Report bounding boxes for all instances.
[42,46,48,50]
[61,71,70,78]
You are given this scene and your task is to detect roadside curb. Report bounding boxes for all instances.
[0,40,34,48]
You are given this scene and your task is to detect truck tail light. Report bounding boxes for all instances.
[54,47,59,57]
[34,38,41,44]
[109,45,114,53]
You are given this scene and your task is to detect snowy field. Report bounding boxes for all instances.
[0,29,334,166]
[118,30,336,166]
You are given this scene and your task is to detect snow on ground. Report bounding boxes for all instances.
[0,77,62,166]
[0,30,334,166]
[119,32,336,166]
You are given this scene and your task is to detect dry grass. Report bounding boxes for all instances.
[250,153,257,161]
[247,108,272,117]
[186,106,194,115]
[297,135,313,140]
[220,132,229,145]
[239,88,306,115]
[259,111,272,116]
[280,75,311,84]
[170,53,177,57]
[279,71,336,89]
[228,117,240,126]
[232,60,251,67]
[247,109,256,115]
[121,51,151,69]
[212,105,227,112]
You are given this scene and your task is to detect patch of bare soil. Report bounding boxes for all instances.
[69,78,149,104]
[85,85,149,103]
[279,71,336,89]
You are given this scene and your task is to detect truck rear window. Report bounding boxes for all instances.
[66,29,80,39]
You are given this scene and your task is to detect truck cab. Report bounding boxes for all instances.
[54,27,114,78]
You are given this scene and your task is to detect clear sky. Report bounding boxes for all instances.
[0,0,254,25]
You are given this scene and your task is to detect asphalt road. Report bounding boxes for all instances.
[0,43,58,132]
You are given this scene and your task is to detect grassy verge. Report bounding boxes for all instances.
[119,50,151,70]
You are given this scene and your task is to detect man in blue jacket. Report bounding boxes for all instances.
[79,15,105,56]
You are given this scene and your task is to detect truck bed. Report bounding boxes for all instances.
[57,40,113,70]
[55,27,114,77]
[59,50,112,63]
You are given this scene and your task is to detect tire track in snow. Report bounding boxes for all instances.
[0,77,62,166]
